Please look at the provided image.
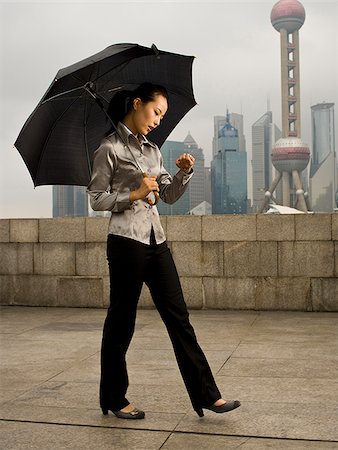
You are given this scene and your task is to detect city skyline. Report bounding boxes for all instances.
[1,1,337,217]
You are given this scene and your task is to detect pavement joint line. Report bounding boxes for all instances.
[216,340,242,374]
[237,437,251,448]
[216,374,338,379]
[248,312,261,328]
[1,418,337,443]
[168,409,189,436]
[158,431,174,449]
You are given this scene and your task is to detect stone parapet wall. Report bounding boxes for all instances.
[0,215,337,311]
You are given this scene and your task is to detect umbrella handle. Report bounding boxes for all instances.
[143,173,160,206]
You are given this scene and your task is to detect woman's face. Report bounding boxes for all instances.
[131,94,168,136]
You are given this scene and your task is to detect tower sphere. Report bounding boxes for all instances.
[271,137,310,172]
[271,0,305,32]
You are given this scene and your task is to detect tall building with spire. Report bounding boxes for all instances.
[211,114,247,214]
[212,116,227,158]
[213,114,246,157]
[309,102,337,211]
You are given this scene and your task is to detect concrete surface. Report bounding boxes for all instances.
[1,306,338,449]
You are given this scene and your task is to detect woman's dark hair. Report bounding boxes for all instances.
[106,82,168,132]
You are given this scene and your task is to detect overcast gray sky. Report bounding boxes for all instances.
[1,0,337,218]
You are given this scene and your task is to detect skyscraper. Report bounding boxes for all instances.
[229,112,246,152]
[53,185,88,217]
[157,140,189,215]
[211,115,247,214]
[183,133,206,210]
[204,167,212,205]
[260,0,310,212]
[212,116,227,157]
[252,111,281,212]
[213,114,246,157]
[310,102,337,211]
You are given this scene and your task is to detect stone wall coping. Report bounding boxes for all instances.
[0,214,337,243]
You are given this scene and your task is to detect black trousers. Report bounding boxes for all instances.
[100,231,221,412]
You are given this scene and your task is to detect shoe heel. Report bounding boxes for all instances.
[101,408,108,415]
[196,408,204,417]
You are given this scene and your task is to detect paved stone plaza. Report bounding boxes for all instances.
[1,306,337,449]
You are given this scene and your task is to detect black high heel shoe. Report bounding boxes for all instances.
[101,407,145,419]
[195,400,241,417]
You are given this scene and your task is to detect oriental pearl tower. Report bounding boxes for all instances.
[260,0,310,212]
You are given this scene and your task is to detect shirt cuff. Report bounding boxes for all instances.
[177,168,194,185]
[116,190,132,211]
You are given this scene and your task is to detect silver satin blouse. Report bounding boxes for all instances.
[87,122,193,245]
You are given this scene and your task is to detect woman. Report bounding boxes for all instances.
[87,82,240,420]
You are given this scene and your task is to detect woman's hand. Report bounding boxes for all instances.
[130,176,159,202]
[176,153,195,173]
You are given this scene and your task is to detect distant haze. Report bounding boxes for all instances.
[1,0,337,217]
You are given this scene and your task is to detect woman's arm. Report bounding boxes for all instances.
[87,143,131,212]
[157,153,194,205]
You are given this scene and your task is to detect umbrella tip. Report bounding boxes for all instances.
[151,44,160,58]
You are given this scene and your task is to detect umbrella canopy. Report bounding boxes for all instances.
[14,43,196,187]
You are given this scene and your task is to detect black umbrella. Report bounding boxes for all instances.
[14,43,196,187]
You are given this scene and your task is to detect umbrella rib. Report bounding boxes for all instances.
[67,60,131,99]
[41,85,86,104]
[35,93,86,185]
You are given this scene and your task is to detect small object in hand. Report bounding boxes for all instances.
[143,172,160,206]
